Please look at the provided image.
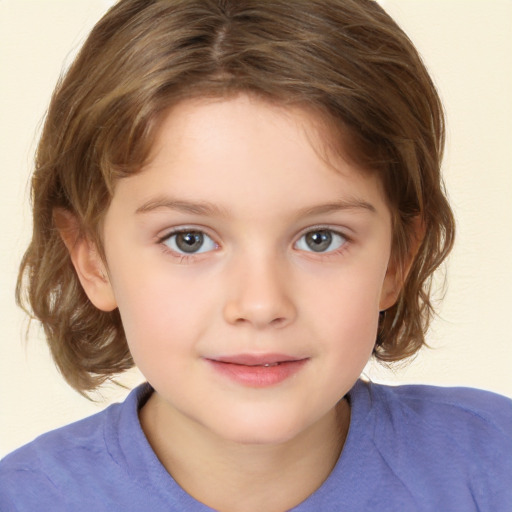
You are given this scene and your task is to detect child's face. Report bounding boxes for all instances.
[95,95,399,444]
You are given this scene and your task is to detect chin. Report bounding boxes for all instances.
[211,413,309,446]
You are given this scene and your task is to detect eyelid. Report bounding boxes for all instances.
[157,226,220,257]
[294,224,351,241]
[293,225,350,253]
[155,224,351,260]
[157,224,217,242]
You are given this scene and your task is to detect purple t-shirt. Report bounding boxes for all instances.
[1,380,511,511]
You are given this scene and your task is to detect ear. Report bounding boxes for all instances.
[54,208,117,312]
[379,215,425,311]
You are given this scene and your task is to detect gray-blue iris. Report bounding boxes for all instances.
[305,231,332,252]
[176,232,204,253]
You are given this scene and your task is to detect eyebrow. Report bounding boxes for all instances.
[135,197,376,217]
[135,197,229,217]
[297,199,377,217]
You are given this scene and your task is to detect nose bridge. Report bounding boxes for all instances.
[223,245,296,328]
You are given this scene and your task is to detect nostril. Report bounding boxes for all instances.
[222,284,297,328]
[270,317,287,327]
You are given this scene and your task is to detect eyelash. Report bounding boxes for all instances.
[157,228,218,263]
[298,226,350,256]
[157,226,351,262]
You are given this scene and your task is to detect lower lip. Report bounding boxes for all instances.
[206,359,308,387]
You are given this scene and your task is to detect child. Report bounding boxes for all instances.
[1,0,511,510]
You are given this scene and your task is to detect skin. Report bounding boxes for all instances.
[64,95,406,511]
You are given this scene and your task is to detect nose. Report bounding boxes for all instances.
[223,254,297,329]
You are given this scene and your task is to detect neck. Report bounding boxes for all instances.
[139,392,350,512]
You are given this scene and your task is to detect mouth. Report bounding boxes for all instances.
[205,354,309,387]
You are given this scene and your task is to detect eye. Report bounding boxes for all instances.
[295,229,347,253]
[163,230,217,254]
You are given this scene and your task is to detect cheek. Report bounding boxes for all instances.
[109,258,217,356]
[293,270,383,419]
[312,260,386,320]
[308,264,385,356]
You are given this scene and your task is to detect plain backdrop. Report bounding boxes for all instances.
[1,0,511,457]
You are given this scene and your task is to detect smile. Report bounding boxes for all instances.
[205,354,309,387]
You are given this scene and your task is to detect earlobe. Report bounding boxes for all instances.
[379,215,425,311]
[54,208,117,312]
[379,270,401,311]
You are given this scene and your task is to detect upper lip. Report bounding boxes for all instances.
[207,354,307,366]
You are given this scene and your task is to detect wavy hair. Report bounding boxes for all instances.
[17,0,455,392]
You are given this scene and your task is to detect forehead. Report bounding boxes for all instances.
[110,94,390,221]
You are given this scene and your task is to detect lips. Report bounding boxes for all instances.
[212,353,303,366]
[205,354,308,387]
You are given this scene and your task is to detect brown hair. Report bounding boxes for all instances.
[17,0,455,393]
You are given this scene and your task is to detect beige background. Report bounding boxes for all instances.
[1,0,511,457]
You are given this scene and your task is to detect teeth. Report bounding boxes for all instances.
[263,363,279,367]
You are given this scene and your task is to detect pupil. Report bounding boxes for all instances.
[176,232,203,253]
[306,230,332,252]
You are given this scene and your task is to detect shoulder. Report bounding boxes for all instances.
[350,380,512,509]
[368,381,512,430]
[0,403,116,510]
[1,396,122,466]
[356,380,512,450]
[0,385,149,511]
